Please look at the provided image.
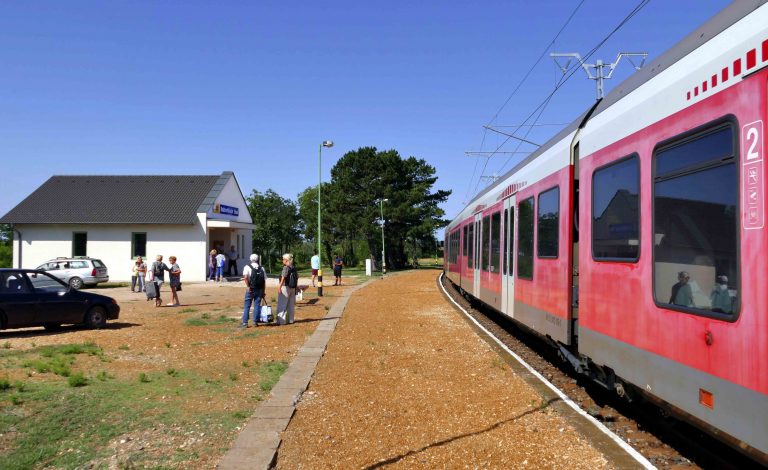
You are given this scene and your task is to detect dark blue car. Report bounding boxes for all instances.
[0,269,120,331]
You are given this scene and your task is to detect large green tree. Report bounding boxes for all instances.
[306,147,450,269]
[0,224,12,268]
[245,190,302,273]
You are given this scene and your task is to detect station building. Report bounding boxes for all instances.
[0,171,256,282]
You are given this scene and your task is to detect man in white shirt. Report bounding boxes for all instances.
[215,251,227,281]
[241,254,266,328]
[310,253,320,287]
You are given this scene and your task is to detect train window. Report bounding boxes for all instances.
[537,187,560,258]
[653,122,738,320]
[503,209,509,275]
[491,212,501,273]
[467,223,474,268]
[482,216,490,271]
[517,197,534,279]
[592,155,640,261]
[463,225,468,260]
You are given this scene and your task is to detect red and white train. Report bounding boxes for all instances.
[445,1,768,463]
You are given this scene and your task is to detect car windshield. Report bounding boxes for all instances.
[28,272,68,293]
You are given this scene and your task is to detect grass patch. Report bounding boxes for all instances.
[258,361,288,392]
[0,377,10,390]
[68,373,88,387]
[118,344,130,351]
[138,373,151,383]
[179,308,198,313]
[184,314,237,327]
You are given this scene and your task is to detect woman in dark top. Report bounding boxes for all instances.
[168,256,181,307]
[333,255,343,286]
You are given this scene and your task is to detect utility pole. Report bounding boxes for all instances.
[550,52,648,100]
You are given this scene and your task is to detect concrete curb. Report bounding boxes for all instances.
[218,279,374,470]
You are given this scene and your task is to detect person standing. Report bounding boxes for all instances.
[149,255,169,307]
[167,256,182,307]
[241,254,266,328]
[135,256,147,293]
[216,251,227,281]
[310,252,320,287]
[333,254,343,286]
[208,250,217,281]
[131,258,140,292]
[227,245,239,276]
[277,253,298,324]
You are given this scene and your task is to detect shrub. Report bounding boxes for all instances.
[68,373,88,387]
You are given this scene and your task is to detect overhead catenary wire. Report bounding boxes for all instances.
[470,0,652,196]
[464,0,586,204]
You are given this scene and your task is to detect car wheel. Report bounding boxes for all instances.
[69,277,84,290]
[85,306,107,329]
[44,323,62,331]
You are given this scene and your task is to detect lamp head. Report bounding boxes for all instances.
[322,140,334,148]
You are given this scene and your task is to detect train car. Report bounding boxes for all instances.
[445,1,768,463]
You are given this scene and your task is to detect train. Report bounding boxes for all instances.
[444,1,768,463]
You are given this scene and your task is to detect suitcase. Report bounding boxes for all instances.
[145,281,158,300]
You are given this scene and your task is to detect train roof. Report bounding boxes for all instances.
[461,0,768,215]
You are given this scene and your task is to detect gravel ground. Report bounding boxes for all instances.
[0,277,351,469]
[276,270,611,469]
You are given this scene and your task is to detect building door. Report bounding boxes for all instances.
[501,196,516,317]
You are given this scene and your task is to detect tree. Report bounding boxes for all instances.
[0,224,12,268]
[317,147,451,269]
[245,190,302,272]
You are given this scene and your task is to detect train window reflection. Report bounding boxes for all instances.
[537,187,560,258]
[517,198,534,279]
[592,155,640,261]
[482,216,490,271]
[653,122,738,318]
[491,212,501,273]
[467,224,474,269]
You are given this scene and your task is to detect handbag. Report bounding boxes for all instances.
[296,288,303,302]
[259,298,273,323]
[176,283,182,291]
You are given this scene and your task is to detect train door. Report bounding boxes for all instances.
[473,213,481,296]
[501,196,516,316]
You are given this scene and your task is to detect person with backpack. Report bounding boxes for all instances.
[241,254,266,328]
[149,255,169,308]
[277,253,298,324]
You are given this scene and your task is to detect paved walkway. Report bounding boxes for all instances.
[218,280,371,469]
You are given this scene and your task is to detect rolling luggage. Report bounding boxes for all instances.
[145,281,158,300]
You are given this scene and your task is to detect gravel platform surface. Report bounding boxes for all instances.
[276,270,611,469]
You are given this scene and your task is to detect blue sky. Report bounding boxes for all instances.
[0,1,731,232]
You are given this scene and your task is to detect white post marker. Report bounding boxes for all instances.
[438,273,656,470]
[365,259,372,277]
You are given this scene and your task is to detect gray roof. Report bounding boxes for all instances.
[0,172,236,225]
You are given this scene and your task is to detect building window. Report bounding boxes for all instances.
[592,155,640,261]
[517,197,534,279]
[72,232,87,257]
[537,187,560,258]
[467,223,474,269]
[490,212,501,273]
[481,216,490,271]
[131,232,147,258]
[653,121,738,318]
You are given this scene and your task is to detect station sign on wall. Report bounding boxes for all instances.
[213,203,239,217]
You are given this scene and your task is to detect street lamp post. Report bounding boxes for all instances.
[378,198,388,275]
[318,140,333,297]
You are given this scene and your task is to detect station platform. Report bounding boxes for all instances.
[220,269,647,469]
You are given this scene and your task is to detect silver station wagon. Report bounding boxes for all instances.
[35,257,109,289]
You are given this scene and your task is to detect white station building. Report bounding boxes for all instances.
[0,171,256,282]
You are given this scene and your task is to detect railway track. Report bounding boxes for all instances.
[439,274,762,470]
